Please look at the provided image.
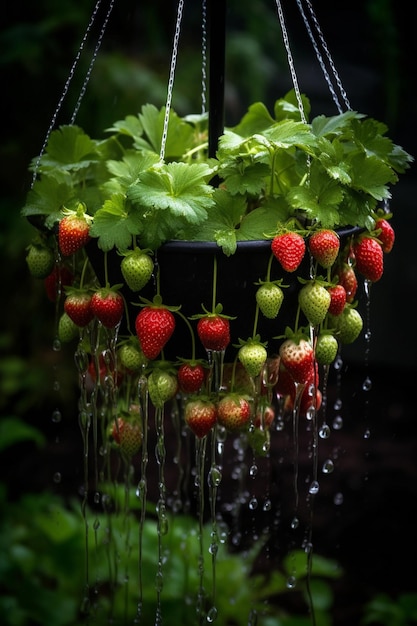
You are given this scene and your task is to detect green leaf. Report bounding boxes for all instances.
[263,119,317,149]
[311,110,362,137]
[20,175,75,225]
[106,114,144,139]
[349,153,397,200]
[137,104,195,157]
[90,193,143,251]
[0,417,45,452]
[231,101,276,137]
[38,125,98,169]
[274,89,311,121]
[237,204,287,240]
[104,150,160,193]
[128,161,215,223]
[219,159,270,195]
[286,165,343,228]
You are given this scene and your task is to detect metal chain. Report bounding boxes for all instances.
[70,0,116,124]
[31,0,109,186]
[299,0,351,111]
[160,0,185,161]
[201,0,208,114]
[274,0,307,123]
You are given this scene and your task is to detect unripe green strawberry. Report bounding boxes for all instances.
[147,367,178,408]
[121,249,154,292]
[110,413,142,459]
[238,340,267,378]
[26,242,55,279]
[255,282,284,319]
[118,339,147,372]
[315,332,338,365]
[298,280,331,327]
[58,312,79,343]
[328,306,363,344]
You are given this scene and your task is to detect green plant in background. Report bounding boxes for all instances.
[362,593,417,626]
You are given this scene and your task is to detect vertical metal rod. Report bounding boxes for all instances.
[208,0,226,158]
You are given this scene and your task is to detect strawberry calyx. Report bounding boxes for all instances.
[189,302,236,321]
[61,203,93,224]
[136,294,181,313]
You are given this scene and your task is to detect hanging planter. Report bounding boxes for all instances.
[21,0,413,623]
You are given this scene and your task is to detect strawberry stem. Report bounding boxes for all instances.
[265,253,274,283]
[79,255,90,289]
[176,310,197,361]
[211,255,218,313]
[103,251,110,288]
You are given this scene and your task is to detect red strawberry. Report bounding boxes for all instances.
[58,213,90,257]
[135,306,176,360]
[64,289,94,327]
[271,231,306,273]
[279,337,314,384]
[353,236,384,282]
[375,217,395,253]
[184,397,217,438]
[91,287,124,328]
[177,362,206,394]
[217,393,251,432]
[275,363,296,398]
[335,263,358,303]
[111,413,142,459]
[308,229,340,268]
[327,284,347,316]
[197,315,230,352]
[44,266,73,302]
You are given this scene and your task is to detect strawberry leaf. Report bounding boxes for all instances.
[90,193,143,251]
[137,104,195,157]
[103,151,160,194]
[128,162,215,223]
[37,125,98,171]
[349,153,397,200]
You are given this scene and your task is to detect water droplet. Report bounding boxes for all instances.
[52,338,61,352]
[322,459,334,474]
[286,575,297,589]
[334,492,344,505]
[53,472,61,484]
[332,415,343,430]
[93,491,100,504]
[249,464,258,478]
[291,516,299,530]
[155,570,164,592]
[209,542,218,556]
[263,499,272,512]
[365,330,372,341]
[305,406,316,420]
[363,428,371,440]
[333,355,343,371]
[206,606,218,623]
[52,380,60,392]
[248,497,258,510]
[93,518,100,531]
[319,424,331,439]
[333,398,343,411]
[309,480,320,495]
[51,409,62,423]
[362,376,372,391]
[208,466,222,487]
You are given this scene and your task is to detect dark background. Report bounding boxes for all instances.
[2,0,417,623]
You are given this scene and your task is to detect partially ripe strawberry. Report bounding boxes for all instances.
[271,231,306,272]
[111,413,142,459]
[279,337,314,384]
[58,213,90,257]
[64,289,94,327]
[197,315,230,352]
[177,362,206,394]
[353,236,384,282]
[308,229,340,268]
[184,397,217,438]
[217,393,251,432]
[91,288,124,328]
[327,284,347,316]
[135,306,176,360]
[375,218,395,253]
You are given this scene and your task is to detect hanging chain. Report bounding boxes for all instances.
[31,0,113,186]
[159,0,185,162]
[201,0,208,114]
[298,0,351,112]
[274,0,307,124]
[70,0,116,124]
